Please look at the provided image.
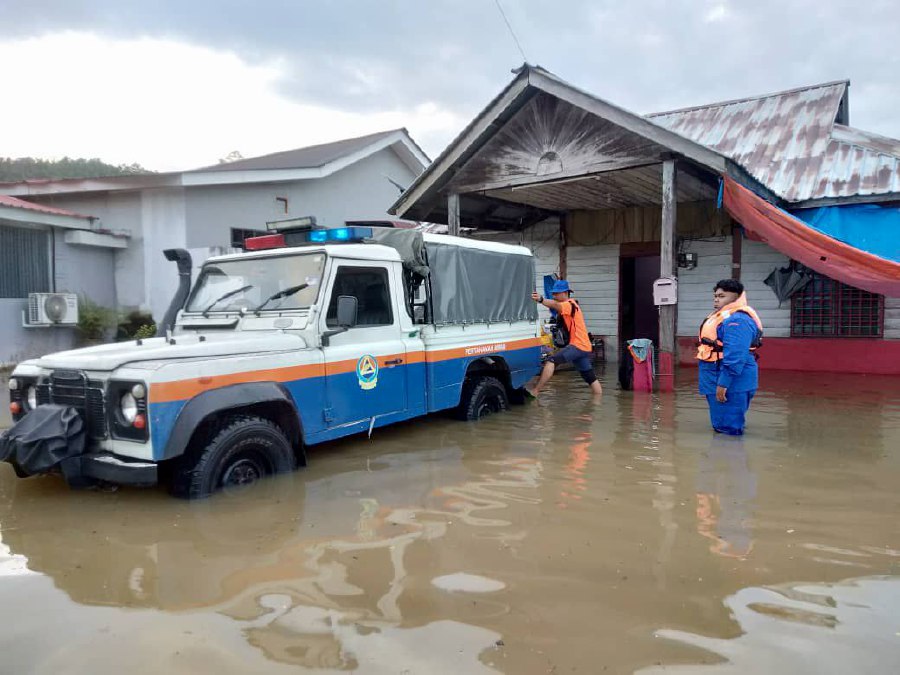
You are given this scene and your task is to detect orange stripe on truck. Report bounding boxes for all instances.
[424,337,541,362]
[148,339,538,404]
[149,363,325,404]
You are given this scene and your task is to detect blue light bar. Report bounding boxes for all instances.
[302,226,373,244]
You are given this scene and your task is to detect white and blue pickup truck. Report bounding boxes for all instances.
[2,224,542,498]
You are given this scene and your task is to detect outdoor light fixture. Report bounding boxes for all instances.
[678,252,698,269]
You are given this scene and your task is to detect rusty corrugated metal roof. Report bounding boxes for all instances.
[813,125,900,202]
[648,81,900,204]
[0,195,92,219]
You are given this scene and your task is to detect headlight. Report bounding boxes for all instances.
[131,383,146,399]
[120,392,138,423]
[8,378,19,391]
[26,386,38,410]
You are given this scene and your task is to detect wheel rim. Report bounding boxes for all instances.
[220,453,268,488]
[475,392,504,419]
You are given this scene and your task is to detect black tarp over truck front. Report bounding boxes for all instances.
[0,404,85,478]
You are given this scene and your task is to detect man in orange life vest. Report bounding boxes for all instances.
[697,279,763,435]
[526,280,602,397]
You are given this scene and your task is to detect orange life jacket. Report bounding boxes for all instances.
[696,293,764,363]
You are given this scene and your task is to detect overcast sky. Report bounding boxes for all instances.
[1,0,898,171]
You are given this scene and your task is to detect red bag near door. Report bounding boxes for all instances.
[626,339,654,393]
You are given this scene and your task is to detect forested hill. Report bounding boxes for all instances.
[0,157,151,181]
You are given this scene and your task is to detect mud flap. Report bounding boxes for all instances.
[0,405,88,485]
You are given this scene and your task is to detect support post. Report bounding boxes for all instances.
[658,160,677,392]
[731,223,743,280]
[559,213,568,279]
[447,192,460,236]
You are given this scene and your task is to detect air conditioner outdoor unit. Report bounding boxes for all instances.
[24,293,79,326]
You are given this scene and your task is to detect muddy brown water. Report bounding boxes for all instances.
[1,370,899,674]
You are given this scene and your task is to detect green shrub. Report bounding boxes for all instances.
[77,296,116,342]
[117,310,156,341]
[133,324,157,340]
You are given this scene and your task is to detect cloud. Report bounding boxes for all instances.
[0,0,898,169]
[0,32,467,170]
[704,2,730,23]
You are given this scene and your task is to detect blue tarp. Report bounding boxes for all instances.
[543,274,557,318]
[793,204,900,264]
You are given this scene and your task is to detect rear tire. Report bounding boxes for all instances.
[167,415,295,499]
[456,376,508,421]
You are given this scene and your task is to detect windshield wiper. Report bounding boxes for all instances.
[202,284,254,317]
[253,283,308,315]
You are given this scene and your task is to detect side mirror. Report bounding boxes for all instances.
[336,295,358,328]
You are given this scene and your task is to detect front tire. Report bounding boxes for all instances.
[457,376,509,421]
[167,415,295,499]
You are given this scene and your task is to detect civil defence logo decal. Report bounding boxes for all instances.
[356,354,379,390]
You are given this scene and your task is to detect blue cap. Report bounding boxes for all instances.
[551,279,571,294]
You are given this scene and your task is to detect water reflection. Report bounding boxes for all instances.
[0,440,541,670]
[643,574,900,673]
[695,435,756,560]
[0,370,898,673]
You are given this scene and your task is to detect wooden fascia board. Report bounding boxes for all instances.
[390,77,532,217]
[528,70,727,174]
[453,157,660,193]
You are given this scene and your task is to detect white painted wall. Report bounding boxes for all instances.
[22,191,146,311]
[674,236,900,340]
[23,147,420,323]
[0,229,117,365]
[886,297,900,340]
[184,148,419,249]
[675,236,732,335]
[675,236,791,337]
[56,236,118,307]
[739,238,792,338]
[141,188,187,323]
[566,244,620,343]
[474,225,900,351]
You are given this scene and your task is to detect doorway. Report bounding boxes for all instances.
[619,243,660,352]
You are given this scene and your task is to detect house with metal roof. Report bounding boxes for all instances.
[391,66,900,377]
[0,128,429,362]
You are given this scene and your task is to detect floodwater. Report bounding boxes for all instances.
[1,369,899,674]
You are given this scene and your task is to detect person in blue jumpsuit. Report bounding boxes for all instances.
[698,280,761,435]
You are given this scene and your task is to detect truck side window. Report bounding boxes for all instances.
[326,267,393,327]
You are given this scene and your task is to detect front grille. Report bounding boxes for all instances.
[86,382,107,437]
[47,370,108,439]
[36,383,50,405]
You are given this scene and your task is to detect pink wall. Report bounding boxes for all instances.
[677,337,900,375]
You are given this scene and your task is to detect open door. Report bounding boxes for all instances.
[619,247,661,350]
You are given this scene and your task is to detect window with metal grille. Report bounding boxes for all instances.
[230,227,266,249]
[791,273,883,338]
[0,225,51,298]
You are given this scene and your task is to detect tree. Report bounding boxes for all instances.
[0,157,153,182]
[218,151,244,164]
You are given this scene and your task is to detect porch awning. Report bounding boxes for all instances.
[722,177,900,297]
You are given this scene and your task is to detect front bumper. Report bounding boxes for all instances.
[3,452,158,487]
[2,400,157,487]
[81,453,158,486]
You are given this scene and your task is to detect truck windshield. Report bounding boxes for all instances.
[185,253,326,313]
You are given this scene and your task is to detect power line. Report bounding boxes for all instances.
[493,0,528,63]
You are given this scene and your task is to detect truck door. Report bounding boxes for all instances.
[320,261,408,430]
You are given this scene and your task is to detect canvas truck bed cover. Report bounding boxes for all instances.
[366,228,538,325]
